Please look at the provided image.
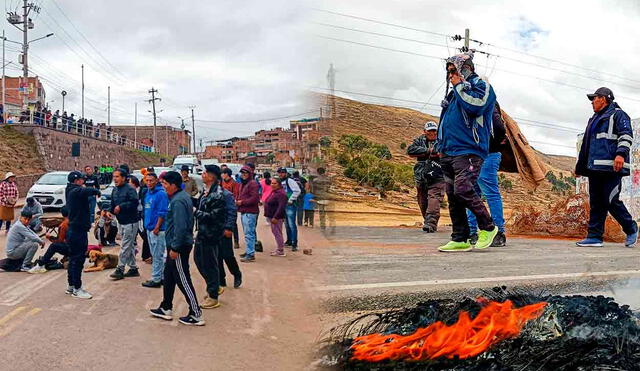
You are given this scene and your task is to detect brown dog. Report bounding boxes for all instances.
[84,250,119,272]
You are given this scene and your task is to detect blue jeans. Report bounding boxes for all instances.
[241,213,258,257]
[147,230,166,282]
[285,204,298,244]
[88,197,97,223]
[468,152,505,234]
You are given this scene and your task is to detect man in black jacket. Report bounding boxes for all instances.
[468,102,507,247]
[150,171,203,326]
[65,171,101,299]
[109,169,140,280]
[407,121,445,232]
[194,165,237,309]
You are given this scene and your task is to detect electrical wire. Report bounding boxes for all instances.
[195,109,321,124]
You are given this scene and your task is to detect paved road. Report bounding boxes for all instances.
[319,226,640,312]
[0,219,329,371]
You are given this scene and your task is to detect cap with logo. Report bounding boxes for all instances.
[587,87,614,101]
[67,171,84,183]
[424,121,438,131]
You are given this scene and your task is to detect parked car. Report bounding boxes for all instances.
[27,171,71,209]
[98,172,144,211]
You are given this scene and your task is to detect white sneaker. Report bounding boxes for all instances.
[71,288,93,299]
[65,286,74,295]
[28,264,47,274]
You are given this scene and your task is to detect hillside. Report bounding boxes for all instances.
[0,125,47,176]
[320,94,578,223]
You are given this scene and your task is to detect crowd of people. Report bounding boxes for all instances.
[409,51,637,251]
[0,103,152,151]
[0,161,329,326]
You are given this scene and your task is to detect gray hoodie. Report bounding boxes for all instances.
[6,222,43,256]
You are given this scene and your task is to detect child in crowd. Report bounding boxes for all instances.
[303,190,316,227]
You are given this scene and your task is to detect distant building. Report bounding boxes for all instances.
[109,125,191,158]
[0,76,46,112]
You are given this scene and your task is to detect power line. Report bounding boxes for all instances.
[317,35,443,61]
[313,22,449,49]
[194,109,321,124]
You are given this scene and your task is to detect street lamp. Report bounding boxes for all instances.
[26,33,53,45]
[61,90,67,112]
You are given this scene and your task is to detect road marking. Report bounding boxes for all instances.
[0,272,65,306]
[0,307,41,337]
[315,269,640,291]
[0,306,27,326]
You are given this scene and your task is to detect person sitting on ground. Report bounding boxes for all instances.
[22,197,44,233]
[28,207,70,273]
[95,208,118,246]
[5,210,45,271]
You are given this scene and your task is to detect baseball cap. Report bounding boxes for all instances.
[67,171,84,183]
[276,167,288,174]
[587,87,614,101]
[424,121,438,131]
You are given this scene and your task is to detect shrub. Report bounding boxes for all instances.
[400,142,407,150]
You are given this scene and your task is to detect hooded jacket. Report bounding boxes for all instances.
[237,165,260,214]
[576,102,632,177]
[437,73,497,158]
[66,183,101,231]
[143,183,169,231]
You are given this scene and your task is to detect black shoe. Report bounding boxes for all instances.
[110,267,124,280]
[124,268,140,277]
[469,234,479,246]
[239,253,247,258]
[255,241,263,252]
[178,314,205,326]
[240,255,255,263]
[291,242,298,252]
[285,240,292,246]
[142,279,162,288]
[234,274,242,288]
[150,307,173,321]
[491,232,507,247]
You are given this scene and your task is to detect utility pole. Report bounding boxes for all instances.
[189,105,196,153]
[81,64,84,119]
[148,87,160,152]
[107,85,110,126]
[134,102,137,145]
[464,28,470,51]
[2,30,5,124]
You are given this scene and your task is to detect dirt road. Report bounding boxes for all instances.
[0,219,330,371]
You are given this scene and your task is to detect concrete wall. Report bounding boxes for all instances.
[14,173,46,196]
[109,125,191,159]
[12,125,163,172]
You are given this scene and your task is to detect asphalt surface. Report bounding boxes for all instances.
[0,216,329,371]
[319,226,640,312]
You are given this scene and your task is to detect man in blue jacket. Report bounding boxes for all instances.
[436,52,498,252]
[150,171,203,326]
[141,172,169,288]
[575,87,637,248]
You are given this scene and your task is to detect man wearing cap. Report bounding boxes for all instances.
[180,165,199,200]
[436,52,498,252]
[65,171,101,299]
[575,87,637,248]
[407,121,445,232]
[84,165,101,223]
[277,168,301,251]
[194,165,240,308]
[4,210,44,271]
[237,165,260,262]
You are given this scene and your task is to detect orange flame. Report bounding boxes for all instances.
[350,299,547,362]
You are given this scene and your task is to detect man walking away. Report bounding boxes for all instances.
[468,102,508,247]
[237,165,260,262]
[150,171,203,326]
[65,171,101,298]
[575,87,637,248]
[407,121,445,232]
[109,169,140,280]
[221,168,241,249]
[141,172,168,288]
[194,165,227,308]
[436,52,498,252]
[84,165,100,223]
[5,211,44,271]
[277,168,301,251]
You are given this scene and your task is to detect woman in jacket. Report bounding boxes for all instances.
[260,171,273,225]
[0,172,19,235]
[264,178,288,257]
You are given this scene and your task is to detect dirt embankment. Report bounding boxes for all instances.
[319,94,578,231]
[0,126,47,176]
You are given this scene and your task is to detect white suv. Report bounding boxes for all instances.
[27,171,71,209]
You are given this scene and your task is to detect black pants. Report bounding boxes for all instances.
[194,239,220,299]
[304,209,315,226]
[297,200,304,226]
[67,228,88,289]
[588,174,637,239]
[232,223,240,248]
[161,247,202,317]
[219,236,241,287]
[0,220,11,231]
[441,155,495,242]
[139,228,151,260]
[42,242,69,264]
[99,226,118,245]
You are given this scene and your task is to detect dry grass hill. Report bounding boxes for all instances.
[319,94,577,223]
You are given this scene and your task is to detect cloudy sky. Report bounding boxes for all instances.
[2,0,317,150]
[3,0,639,156]
[309,0,640,156]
